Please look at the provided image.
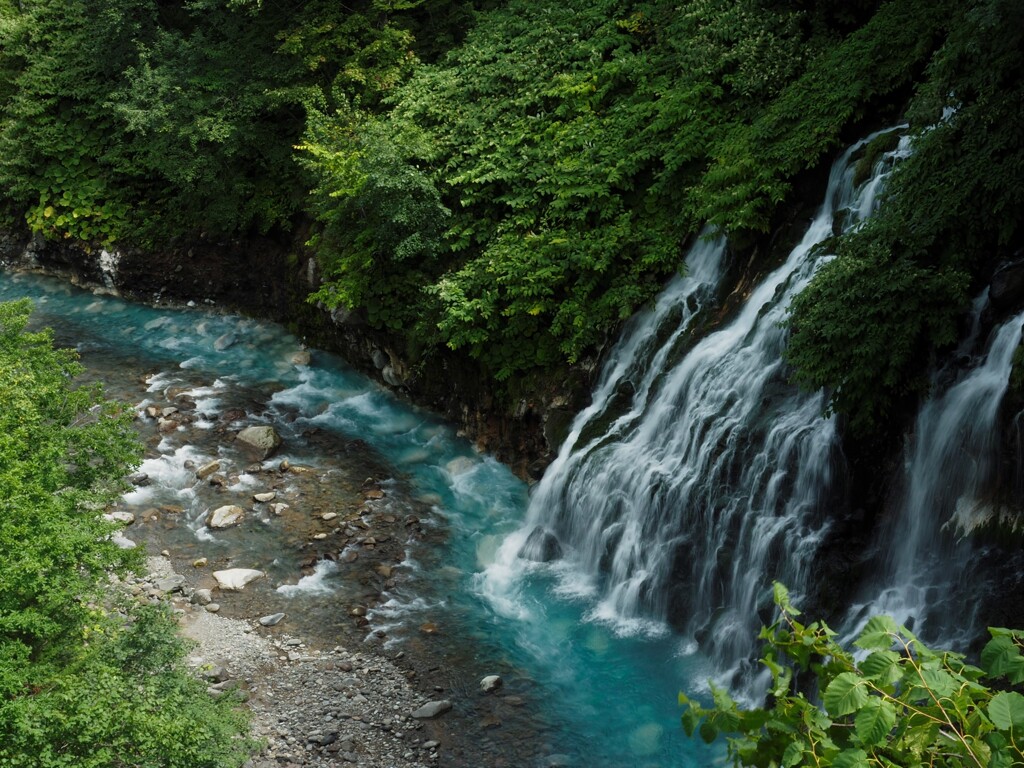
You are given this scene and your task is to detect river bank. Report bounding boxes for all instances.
[142,554,446,768]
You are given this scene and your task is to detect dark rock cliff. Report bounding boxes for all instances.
[0,228,588,479]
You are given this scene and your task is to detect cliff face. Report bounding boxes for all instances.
[0,228,587,479]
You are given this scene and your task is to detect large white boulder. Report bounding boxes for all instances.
[212,568,264,591]
[206,505,245,529]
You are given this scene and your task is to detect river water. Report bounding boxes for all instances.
[0,269,719,767]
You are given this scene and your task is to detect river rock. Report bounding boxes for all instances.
[480,675,503,693]
[518,525,563,562]
[212,568,264,591]
[291,349,311,366]
[155,575,187,593]
[206,505,245,529]
[195,460,221,479]
[270,503,289,516]
[236,425,282,459]
[411,700,452,719]
[193,588,213,605]
[205,603,221,612]
[128,471,150,486]
[259,612,286,627]
[213,332,237,351]
[105,510,136,525]
[253,491,277,503]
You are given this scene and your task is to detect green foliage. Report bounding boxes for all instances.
[787,0,1024,431]
[307,0,828,378]
[0,299,254,767]
[681,584,1024,768]
[786,232,969,432]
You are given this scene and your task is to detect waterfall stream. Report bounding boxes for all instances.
[844,309,1024,644]
[485,129,908,693]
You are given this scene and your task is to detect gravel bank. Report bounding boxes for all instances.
[145,556,447,768]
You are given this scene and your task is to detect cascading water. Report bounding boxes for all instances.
[844,308,1024,645]
[488,129,908,691]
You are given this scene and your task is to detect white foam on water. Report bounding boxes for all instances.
[276,560,339,597]
[122,444,211,505]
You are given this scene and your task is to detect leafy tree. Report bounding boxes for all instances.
[681,584,1024,768]
[0,299,255,767]
[786,0,1024,432]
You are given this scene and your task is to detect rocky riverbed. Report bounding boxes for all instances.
[105,367,555,768]
[139,555,464,768]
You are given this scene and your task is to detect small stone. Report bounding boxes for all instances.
[363,489,385,500]
[422,740,440,750]
[157,418,177,433]
[128,471,150,486]
[411,701,451,719]
[206,505,245,529]
[144,405,160,418]
[202,664,228,682]
[154,575,186,593]
[213,332,237,351]
[161,406,179,418]
[321,512,338,521]
[236,425,282,459]
[480,675,503,693]
[270,503,289,516]
[105,510,136,525]
[193,557,208,567]
[259,612,286,627]
[205,603,221,613]
[253,491,277,503]
[313,533,328,540]
[291,349,312,366]
[195,460,221,480]
[419,623,439,635]
[193,589,213,605]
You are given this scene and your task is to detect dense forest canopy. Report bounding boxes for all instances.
[0,0,1021,432]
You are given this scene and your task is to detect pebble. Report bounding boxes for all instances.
[205,603,221,613]
[260,613,286,627]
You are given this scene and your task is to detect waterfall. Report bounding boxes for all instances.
[488,129,908,689]
[844,309,1024,644]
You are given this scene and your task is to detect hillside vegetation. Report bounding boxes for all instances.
[0,299,254,766]
[0,0,1021,430]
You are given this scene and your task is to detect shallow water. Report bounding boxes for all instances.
[0,270,721,767]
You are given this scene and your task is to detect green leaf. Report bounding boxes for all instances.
[824,672,870,717]
[699,720,718,744]
[833,748,870,768]
[981,635,1024,684]
[854,698,896,746]
[920,667,959,699]
[854,614,899,651]
[860,650,902,686]
[773,582,800,616]
[782,740,803,767]
[989,692,1024,731]
[681,706,701,737]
